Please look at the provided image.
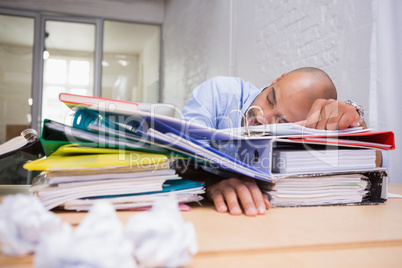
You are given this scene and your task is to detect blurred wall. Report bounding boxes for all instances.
[162,0,372,115]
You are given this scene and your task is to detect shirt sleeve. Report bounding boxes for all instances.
[181,77,231,129]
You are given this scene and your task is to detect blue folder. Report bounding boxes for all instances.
[71,107,272,181]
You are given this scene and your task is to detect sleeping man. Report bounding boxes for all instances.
[182,67,383,216]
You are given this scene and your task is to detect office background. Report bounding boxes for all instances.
[0,0,400,182]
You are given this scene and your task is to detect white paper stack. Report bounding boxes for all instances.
[272,148,376,174]
[30,165,205,211]
[0,129,38,156]
[266,174,370,207]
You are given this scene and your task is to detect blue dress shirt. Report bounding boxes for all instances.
[182,76,262,129]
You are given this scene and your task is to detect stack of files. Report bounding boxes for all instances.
[260,173,372,207]
[40,104,273,182]
[24,145,204,211]
[54,93,395,179]
[0,128,39,157]
[62,179,203,211]
[42,93,395,208]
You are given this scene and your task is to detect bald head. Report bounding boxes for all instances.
[247,67,338,125]
[282,67,337,100]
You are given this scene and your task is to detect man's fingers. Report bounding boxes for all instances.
[338,112,353,130]
[243,179,268,215]
[221,180,243,215]
[305,99,329,128]
[305,107,321,129]
[326,114,340,130]
[340,106,360,129]
[208,188,228,213]
[315,107,329,130]
[304,99,364,130]
[230,179,257,216]
[263,194,271,209]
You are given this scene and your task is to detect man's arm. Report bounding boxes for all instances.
[182,76,248,129]
[302,99,361,130]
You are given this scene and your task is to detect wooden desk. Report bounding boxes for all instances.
[1,184,402,267]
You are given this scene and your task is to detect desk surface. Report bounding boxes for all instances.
[1,184,402,267]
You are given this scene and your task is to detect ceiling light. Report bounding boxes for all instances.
[43,50,50,60]
[118,60,129,67]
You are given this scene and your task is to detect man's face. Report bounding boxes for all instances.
[246,75,317,126]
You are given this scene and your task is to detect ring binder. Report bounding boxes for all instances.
[228,106,269,137]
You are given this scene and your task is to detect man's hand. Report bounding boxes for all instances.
[206,177,270,216]
[301,99,364,130]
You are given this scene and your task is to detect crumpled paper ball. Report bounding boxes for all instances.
[0,194,61,256]
[125,195,198,268]
[34,201,137,268]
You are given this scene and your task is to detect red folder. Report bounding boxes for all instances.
[59,93,138,112]
[284,131,395,150]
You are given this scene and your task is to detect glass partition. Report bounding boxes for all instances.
[102,21,161,104]
[0,14,34,143]
[42,20,95,125]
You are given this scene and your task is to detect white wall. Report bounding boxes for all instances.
[233,0,372,108]
[163,0,372,112]
[369,0,402,183]
[163,0,232,107]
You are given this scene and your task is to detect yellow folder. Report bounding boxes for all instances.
[24,145,169,171]
[50,144,124,155]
